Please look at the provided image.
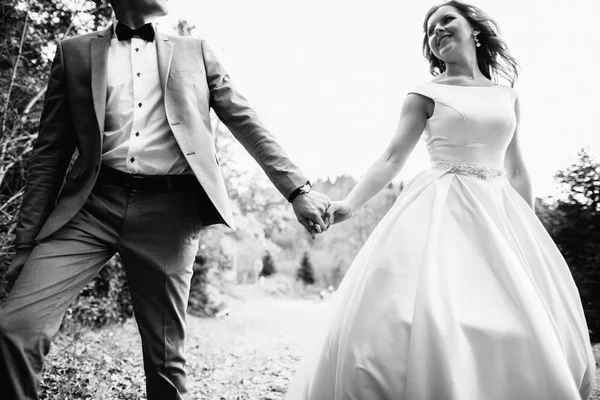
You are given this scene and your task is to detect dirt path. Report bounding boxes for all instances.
[183,287,328,399]
[43,284,600,399]
[42,285,329,400]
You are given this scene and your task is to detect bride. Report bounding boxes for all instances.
[286,1,596,399]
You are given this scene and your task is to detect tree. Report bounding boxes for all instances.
[296,252,315,285]
[554,148,600,213]
[538,148,600,342]
[187,245,231,318]
[260,251,277,277]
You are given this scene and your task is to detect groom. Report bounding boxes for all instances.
[0,0,330,399]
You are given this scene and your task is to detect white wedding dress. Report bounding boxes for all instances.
[285,82,596,400]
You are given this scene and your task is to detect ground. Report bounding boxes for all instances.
[41,283,326,400]
[41,283,600,400]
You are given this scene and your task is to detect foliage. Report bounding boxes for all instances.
[40,324,145,400]
[187,230,233,317]
[538,148,600,342]
[61,254,134,331]
[260,250,277,277]
[296,251,316,285]
[554,148,600,213]
[188,255,218,318]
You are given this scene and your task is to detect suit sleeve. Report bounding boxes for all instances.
[200,39,308,200]
[15,41,77,248]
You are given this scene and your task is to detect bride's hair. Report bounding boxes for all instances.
[422,0,519,87]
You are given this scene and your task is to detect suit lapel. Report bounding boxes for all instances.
[90,26,111,134]
[155,31,174,95]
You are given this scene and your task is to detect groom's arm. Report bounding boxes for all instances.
[200,39,330,233]
[199,39,308,200]
[15,41,77,249]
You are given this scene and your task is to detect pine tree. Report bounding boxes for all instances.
[297,252,316,285]
[260,251,277,277]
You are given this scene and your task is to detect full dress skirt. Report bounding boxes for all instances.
[286,168,596,400]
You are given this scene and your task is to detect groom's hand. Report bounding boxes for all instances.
[4,247,33,288]
[292,191,330,239]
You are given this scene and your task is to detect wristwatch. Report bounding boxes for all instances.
[288,181,312,203]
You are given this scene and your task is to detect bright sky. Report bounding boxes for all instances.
[157,0,600,198]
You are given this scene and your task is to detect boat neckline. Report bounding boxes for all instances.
[429,81,499,88]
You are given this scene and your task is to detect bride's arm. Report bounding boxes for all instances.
[504,98,534,208]
[342,93,430,214]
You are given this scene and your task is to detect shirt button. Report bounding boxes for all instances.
[130,157,135,163]
[135,48,139,52]
[136,72,141,77]
[135,132,140,137]
[138,102,142,107]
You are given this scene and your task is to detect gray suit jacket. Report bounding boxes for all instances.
[15,26,307,248]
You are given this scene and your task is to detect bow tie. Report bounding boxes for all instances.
[115,22,155,42]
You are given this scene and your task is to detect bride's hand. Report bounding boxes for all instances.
[324,200,354,227]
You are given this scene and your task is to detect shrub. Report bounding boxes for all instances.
[296,251,316,285]
[260,251,277,277]
[187,242,232,317]
[537,148,600,342]
[62,254,134,331]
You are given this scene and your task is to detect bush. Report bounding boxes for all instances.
[296,252,316,285]
[537,148,600,342]
[260,251,277,277]
[187,241,232,317]
[61,254,134,331]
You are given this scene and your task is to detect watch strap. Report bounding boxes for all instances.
[288,181,312,203]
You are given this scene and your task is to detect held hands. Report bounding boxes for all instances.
[291,190,331,239]
[292,191,355,239]
[324,200,354,226]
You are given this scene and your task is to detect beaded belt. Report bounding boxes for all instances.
[431,160,506,180]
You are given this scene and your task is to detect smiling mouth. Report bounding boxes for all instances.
[437,34,452,47]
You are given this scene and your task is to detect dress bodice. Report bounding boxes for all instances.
[409,82,519,168]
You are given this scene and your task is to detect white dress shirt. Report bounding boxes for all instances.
[102,22,191,175]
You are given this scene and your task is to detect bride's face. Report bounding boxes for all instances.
[426,6,476,63]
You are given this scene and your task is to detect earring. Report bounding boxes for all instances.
[473,31,481,47]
